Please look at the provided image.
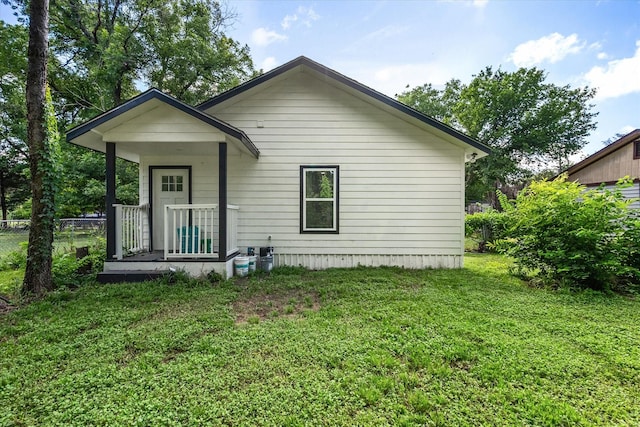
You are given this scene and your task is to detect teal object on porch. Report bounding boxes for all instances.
[178,226,199,253]
[200,238,212,253]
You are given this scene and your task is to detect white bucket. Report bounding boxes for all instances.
[248,255,258,272]
[234,256,249,277]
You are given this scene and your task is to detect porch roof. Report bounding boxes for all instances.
[66,88,260,162]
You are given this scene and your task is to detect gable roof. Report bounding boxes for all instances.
[566,129,640,176]
[67,88,259,158]
[198,56,491,156]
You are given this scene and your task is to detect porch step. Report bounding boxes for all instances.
[97,270,170,284]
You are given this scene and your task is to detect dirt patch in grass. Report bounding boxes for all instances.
[233,288,321,324]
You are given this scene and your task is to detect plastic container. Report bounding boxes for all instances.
[248,255,258,272]
[260,255,273,272]
[234,256,249,277]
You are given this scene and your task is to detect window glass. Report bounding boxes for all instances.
[301,166,338,232]
[161,175,184,192]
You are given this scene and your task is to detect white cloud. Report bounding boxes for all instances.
[260,57,278,71]
[584,40,640,100]
[363,25,408,41]
[509,33,584,67]
[472,0,488,8]
[597,52,609,60]
[281,14,297,30]
[620,125,636,135]
[251,27,287,47]
[281,6,320,30]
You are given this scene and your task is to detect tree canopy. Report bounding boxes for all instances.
[0,22,30,220]
[398,67,598,203]
[3,0,256,217]
[45,0,255,119]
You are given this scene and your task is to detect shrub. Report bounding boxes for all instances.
[496,176,639,290]
[465,209,509,252]
[0,242,28,271]
[52,238,106,289]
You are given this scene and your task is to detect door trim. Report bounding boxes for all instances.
[149,166,193,251]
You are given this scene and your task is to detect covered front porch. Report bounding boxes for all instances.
[66,89,260,279]
[112,202,239,261]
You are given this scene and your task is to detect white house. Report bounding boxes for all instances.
[66,57,490,281]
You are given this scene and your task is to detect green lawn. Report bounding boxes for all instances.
[1,254,638,425]
[0,231,101,258]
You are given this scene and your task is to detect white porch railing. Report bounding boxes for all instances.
[163,204,239,259]
[114,203,149,260]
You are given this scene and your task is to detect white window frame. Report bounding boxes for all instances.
[300,165,339,233]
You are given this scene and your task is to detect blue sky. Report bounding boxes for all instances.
[2,0,639,157]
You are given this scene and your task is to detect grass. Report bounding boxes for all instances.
[1,254,639,425]
[0,231,99,258]
[0,270,22,296]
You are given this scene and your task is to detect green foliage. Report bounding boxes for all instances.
[57,145,138,216]
[0,22,30,219]
[1,256,639,425]
[40,0,255,118]
[0,242,28,271]
[1,238,105,290]
[51,238,106,289]
[496,176,640,290]
[7,199,31,219]
[205,270,223,283]
[465,209,509,252]
[398,67,597,203]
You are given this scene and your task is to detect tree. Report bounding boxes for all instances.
[602,132,627,146]
[4,0,256,219]
[57,145,138,217]
[0,22,31,221]
[23,0,58,297]
[398,67,598,203]
[43,0,254,119]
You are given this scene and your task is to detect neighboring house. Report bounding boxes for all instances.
[67,56,490,280]
[566,129,640,207]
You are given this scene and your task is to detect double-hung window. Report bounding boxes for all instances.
[300,166,339,233]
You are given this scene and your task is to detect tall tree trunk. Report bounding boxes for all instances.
[23,0,53,297]
[0,170,7,223]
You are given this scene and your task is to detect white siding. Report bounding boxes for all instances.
[201,71,466,269]
[104,107,224,143]
[139,155,218,205]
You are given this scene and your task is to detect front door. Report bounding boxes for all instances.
[152,168,190,250]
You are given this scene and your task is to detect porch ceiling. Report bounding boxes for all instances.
[67,89,259,163]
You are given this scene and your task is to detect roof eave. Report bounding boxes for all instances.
[566,129,640,175]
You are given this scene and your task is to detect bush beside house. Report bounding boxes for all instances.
[467,176,640,291]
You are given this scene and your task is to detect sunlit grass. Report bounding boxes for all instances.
[1,254,638,425]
